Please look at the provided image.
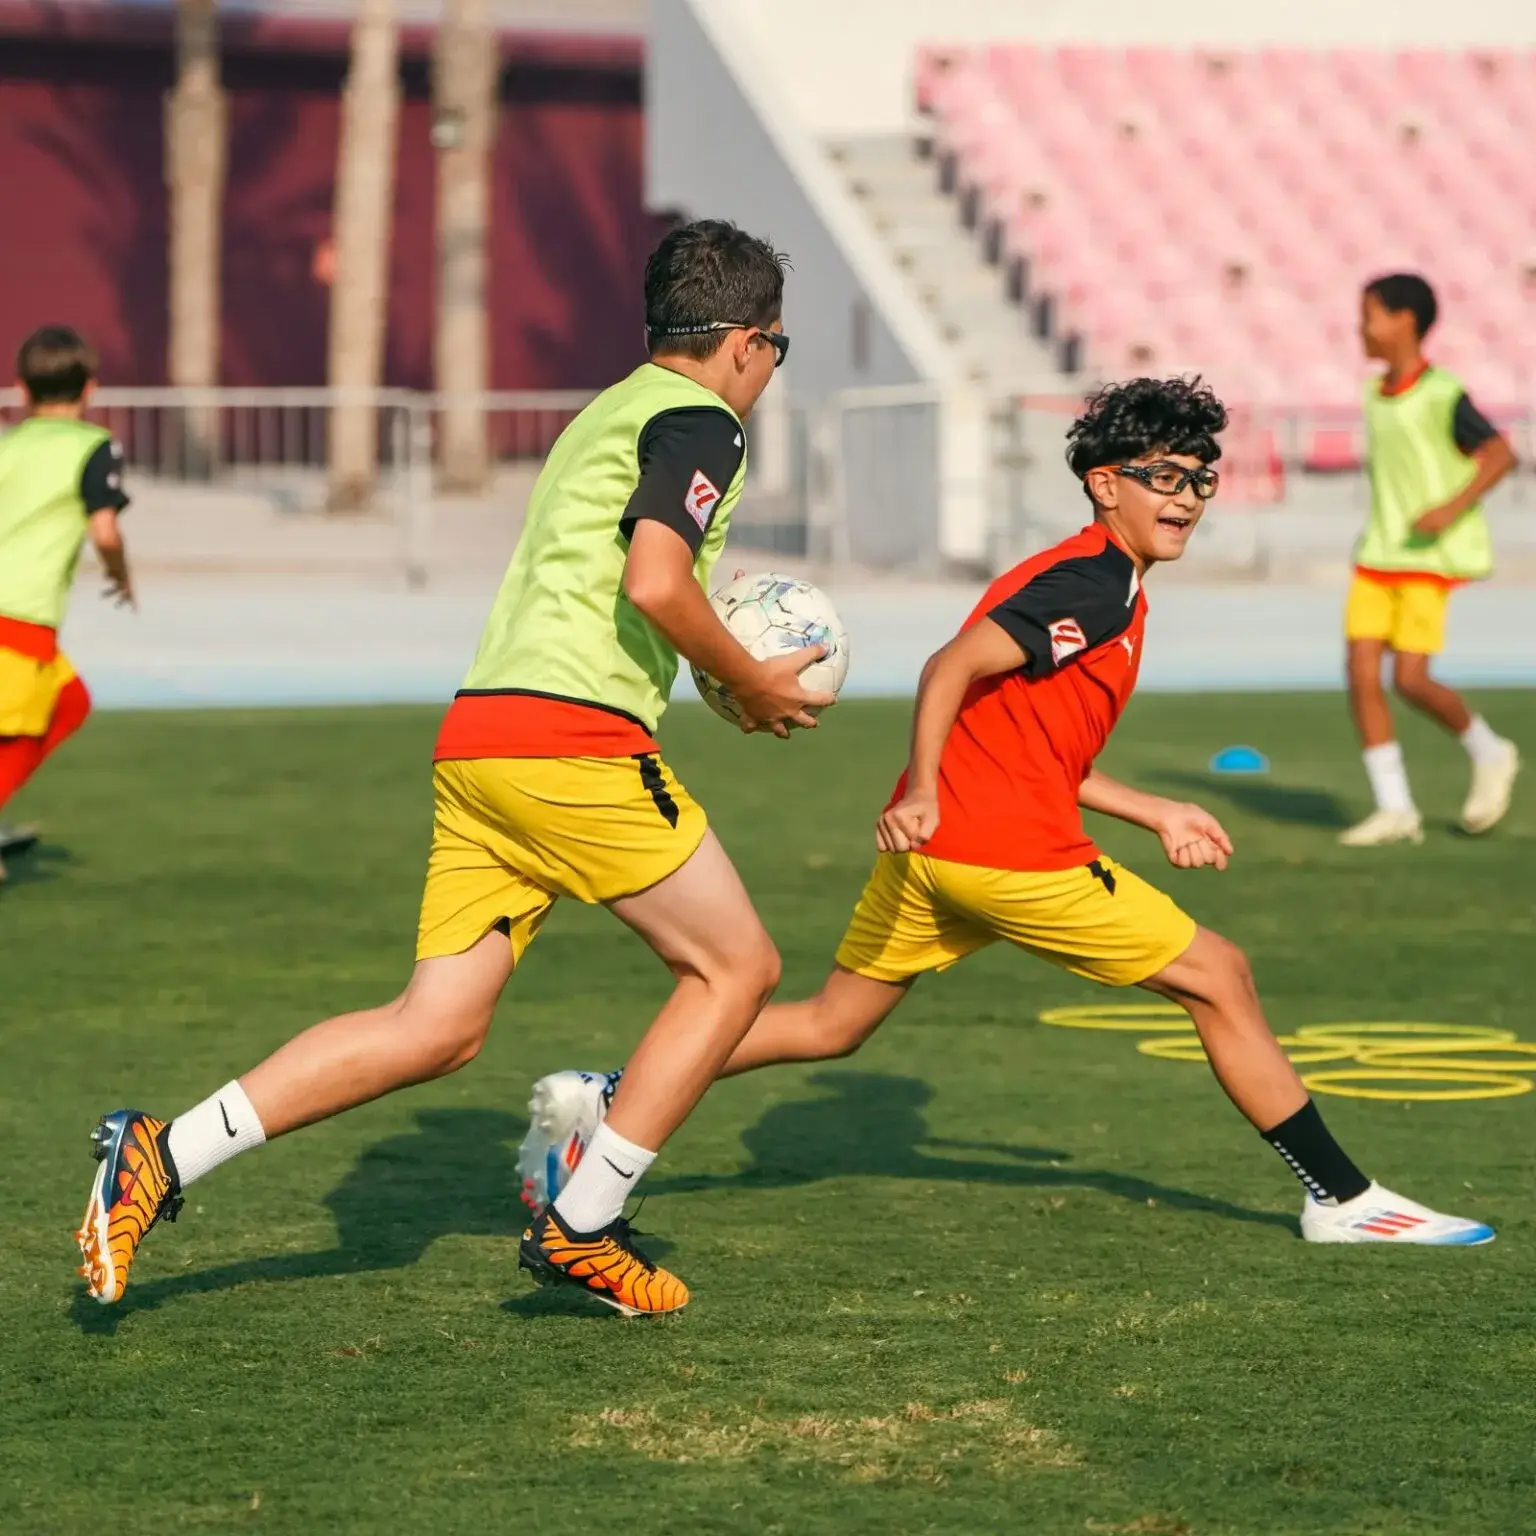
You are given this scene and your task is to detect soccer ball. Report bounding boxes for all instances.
[691,572,850,725]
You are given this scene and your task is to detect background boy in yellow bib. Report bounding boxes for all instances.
[0,326,134,882]
[74,222,832,1319]
[1342,273,1519,846]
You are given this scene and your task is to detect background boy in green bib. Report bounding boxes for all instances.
[0,326,133,881]
[1341,273,1520,847]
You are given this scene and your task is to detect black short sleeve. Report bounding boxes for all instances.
[80,438,129,514]
[987,545,1138,678]
[620,406,744,554]
[1452,391,1499,456]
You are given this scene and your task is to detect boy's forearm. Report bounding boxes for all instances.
[905,652,972,793]
[1078,768,1168,831]
[1442,438,1517,517]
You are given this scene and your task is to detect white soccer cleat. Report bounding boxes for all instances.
[1461,740,1520,835]
[1300,1182,1494,1246]
[1338,808,1424,847]
[515,1069,621,1216]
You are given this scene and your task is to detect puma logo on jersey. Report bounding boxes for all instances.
[1120,633,1136,660]
[1048,617,1088,665]
[684,469,721,530]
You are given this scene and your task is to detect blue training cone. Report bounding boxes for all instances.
[1209,746,1269,775]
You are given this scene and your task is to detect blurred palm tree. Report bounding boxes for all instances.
[166,0,226,473]
[328,0,400,512]
[432,0,498,491]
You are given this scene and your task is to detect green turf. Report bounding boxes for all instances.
[4,693,1536,1535]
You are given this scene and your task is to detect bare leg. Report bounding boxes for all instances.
[1392,650,1472,735]
[241,928,515,1137]
[602,831,782,1150]
[717,966,909,1077]
[1346,637,1394,747]
[1140,927,1306,1131]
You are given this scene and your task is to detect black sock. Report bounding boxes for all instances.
[1261,1100,1370,1203]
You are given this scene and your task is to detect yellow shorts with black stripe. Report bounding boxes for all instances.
[0,645,77,737]
[834,852,1197,989]
[1344,573,1453,656]
[416,755,707,963]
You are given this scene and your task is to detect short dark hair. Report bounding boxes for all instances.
[17,324,98,403]
[644,220,789,362]
[1364,272,1438,337]
[1066,376,1227,493]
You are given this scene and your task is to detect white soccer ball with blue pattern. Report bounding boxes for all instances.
[692,572,850,725]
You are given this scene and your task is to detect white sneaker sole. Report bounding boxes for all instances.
[516,1075,599,1216]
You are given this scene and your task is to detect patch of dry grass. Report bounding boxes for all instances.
[569,1397,1080,1486]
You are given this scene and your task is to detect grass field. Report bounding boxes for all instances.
[5,692,1536,1535]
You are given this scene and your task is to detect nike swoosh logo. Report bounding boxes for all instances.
[603,1156,636,1181]
[220,1101,237,1138]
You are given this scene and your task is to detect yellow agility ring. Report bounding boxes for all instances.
[1354,1041,1536,1072]
[1038,1003,1192,1033]
[1302,1066,1533,1102]
[1295,1022,1517,1046]
[1138,1033,1355,1065]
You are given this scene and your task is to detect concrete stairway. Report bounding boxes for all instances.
[826,133,1068,392]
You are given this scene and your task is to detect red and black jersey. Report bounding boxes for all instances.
[889,522,1146,871]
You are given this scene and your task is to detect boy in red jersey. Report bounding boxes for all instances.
[525,378,1493,1247]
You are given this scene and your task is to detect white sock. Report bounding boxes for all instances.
[1460,714,1506,765]
[165,1080,267,1188]
[552,1121,656,1234]
[1363,741,1414,814]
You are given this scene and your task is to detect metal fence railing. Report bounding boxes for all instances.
[6,384,1533,584]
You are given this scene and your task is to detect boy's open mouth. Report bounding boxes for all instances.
[1158,513,1193,531]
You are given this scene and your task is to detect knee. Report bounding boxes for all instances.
[748,937,783,1008]
[1189,933,1258,1009]
[1392,658,1431,702]
[395,997,492,1079]
[717,932,781,1010]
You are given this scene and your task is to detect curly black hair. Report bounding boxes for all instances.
[1065,377,1228,494]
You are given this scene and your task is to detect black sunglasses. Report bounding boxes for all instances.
[1113,461,1220,499]
[648,321,790,368]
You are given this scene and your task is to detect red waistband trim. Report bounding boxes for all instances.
[0,615,58,662]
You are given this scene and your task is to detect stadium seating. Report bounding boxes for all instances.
[918,46,1536,413]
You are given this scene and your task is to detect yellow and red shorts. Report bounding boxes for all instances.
[0,627,77,739]
[834,851,1197,989]
[416,754,708,963]
[1345,570,1458,656]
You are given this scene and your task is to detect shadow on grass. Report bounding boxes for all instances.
[1144,769,1351,830]
[648,1071,1295,1234]
[71,1074,1291,1333]
[70,1107,531,1335]
[1,838,73,888]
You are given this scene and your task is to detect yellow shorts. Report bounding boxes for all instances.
[0,645,76,737]
[416,754,708,963]
[834,851,1197,989]
[1344,573,1453,656]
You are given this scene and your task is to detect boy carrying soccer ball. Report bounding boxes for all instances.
[526,376,1493,1254]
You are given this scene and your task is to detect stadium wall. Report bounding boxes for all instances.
[0,2,664,388]
[647,0,991,563]
[715,0,1536,136]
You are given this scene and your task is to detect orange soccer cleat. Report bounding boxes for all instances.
[75,1109,183,1304]
[518,1206,688,1317]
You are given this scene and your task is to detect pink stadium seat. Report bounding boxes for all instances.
[922,43,1536,410]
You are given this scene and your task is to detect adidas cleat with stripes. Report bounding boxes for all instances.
[75,1109,183,1303]
[519,1205,688,1317]
[516,1069,621,1216]
[1301,1182,1495,1246]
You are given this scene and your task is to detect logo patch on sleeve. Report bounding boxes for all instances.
[684,469,722,531]
[1048,616,1088,665]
